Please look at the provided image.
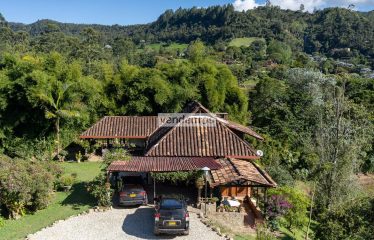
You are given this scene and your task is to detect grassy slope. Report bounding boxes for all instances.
[234,226,309,240]
[0,162,102,240]
[229,37,265,47]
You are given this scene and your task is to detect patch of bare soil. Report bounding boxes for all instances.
[357,173,374,194]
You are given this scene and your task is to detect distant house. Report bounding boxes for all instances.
[80,101,276,222]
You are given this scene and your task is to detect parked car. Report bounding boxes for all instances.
[118,176,147,206]
[154,197,189,235]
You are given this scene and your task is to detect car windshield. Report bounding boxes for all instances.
[160,199,183,209]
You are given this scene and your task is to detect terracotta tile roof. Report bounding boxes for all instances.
[145,117,258,158]
[80,101,263,140]
[107,157,221,172]
[183,101,264,140]
[223,120,264,141]
[80,116,159,139]
[211,158,276,187]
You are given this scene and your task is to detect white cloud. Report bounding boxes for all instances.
[233,0,260,11]
[271,0,325,12]
[232,0,374,12]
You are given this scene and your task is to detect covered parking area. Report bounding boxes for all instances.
[106,156,222,204]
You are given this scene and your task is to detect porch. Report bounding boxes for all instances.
[106,156,221,205]
[207,158,277,228]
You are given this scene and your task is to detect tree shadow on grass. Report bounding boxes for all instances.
[61,182,96,210]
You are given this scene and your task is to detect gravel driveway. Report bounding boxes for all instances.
[28,206,225,240]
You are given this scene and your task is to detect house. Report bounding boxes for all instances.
[80,101,276,221]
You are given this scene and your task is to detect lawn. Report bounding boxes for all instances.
[0,162,102,240]
[229,37,265,47]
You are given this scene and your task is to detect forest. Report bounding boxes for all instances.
[0,4,373,240]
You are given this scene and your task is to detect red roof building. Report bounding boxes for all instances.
[80,101,275,202]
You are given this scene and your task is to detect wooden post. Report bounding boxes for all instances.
[197,188,201,204]
[305,182,316,240]
[264,188,267,215]
[153,174,156,204]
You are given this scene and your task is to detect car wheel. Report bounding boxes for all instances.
[183,230,189,235]
[154,228,160,236]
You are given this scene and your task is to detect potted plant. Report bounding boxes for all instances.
[59,174,75,191]
[210,197,219,204]
[75,151,82,163]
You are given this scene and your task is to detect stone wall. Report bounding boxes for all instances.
[200,203,246,228]
[210,211,246,227]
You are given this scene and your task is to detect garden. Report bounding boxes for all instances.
[0,161,102,240]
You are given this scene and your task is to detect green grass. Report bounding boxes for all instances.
[61,161,103,182]
[0,162,102,240]
[233,223,313,240]
[235,234,257,240]
[229,37,265,47]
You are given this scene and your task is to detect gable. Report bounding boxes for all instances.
[146,117,258,158]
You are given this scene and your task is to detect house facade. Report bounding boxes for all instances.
[80,101,276,209]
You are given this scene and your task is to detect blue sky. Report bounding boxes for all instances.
[0,0,373,26]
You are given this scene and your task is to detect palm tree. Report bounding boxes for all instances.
[28,70,81,159]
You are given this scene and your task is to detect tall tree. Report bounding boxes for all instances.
[27,54,83,158]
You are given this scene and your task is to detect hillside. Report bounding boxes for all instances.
[6,6,374,65]
[0,5,373,240]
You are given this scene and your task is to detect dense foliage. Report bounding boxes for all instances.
[268,186,310,231]
[87,174,113,207]
[7,6,374,67]
[314,196,374,240]
[0,5,373,238]
[0,156,62,219]
[151,171,202,184]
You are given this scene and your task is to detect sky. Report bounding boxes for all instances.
[0,0,373,26]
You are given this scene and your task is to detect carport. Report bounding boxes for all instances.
[107,156,221,203]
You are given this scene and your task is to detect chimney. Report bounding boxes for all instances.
[215,113,228,120]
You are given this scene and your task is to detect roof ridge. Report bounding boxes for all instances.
[251,161,277,187]
[227,158,242,177]
[146,116,259,157]
[145,114,189,155]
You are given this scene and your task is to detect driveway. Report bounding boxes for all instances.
[28,206,225,240]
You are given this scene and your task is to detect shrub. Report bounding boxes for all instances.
[87,174,113,207]
[75,151,83,163]
[28,162,55,210]
[256,225,277,240]
[0,216,4,228]
[0,156,58,219]
[265,195,292,231]
[268,186,310,231]
[103,148,130,167]
[59,175,75,187]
